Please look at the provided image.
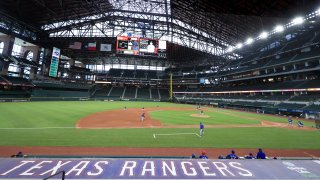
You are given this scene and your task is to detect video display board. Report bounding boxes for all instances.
[116,36,166,58]
[49,47,60,77]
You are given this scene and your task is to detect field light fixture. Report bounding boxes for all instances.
[259,32,268,39]
[292,17,304,25]
[274,25,284,33]
[246,38,253,44]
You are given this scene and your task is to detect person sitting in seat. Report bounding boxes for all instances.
[199,151,208,159]
[226,150,238,159]
[256,148,266,159]
[11,151,23,158]
[191,154,197,159]
[245,153,255,159]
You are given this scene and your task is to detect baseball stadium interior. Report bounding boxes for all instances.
[1,0,320,179]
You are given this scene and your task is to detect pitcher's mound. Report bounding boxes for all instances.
[190,114,210,118]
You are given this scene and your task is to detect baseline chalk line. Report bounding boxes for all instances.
[0,127,76,130]
[153,133,200,139]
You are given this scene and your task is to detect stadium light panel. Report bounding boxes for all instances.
[274,25,284,33]
[292,17,304,25]
[236,43,243,49]
[246,38,253,44]
[259,32,268,39]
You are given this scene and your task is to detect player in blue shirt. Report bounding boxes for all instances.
[245,153,255,159]
[200,122,204,137]
[256,148,266,159]
[288,116,293,126]
[298,120,304,127]
[226,150,239,159]
[199,151,208,159]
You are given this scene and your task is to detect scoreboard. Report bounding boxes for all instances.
[49,47,60,77]
[116,36,166,58]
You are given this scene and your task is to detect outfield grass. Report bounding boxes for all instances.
[0,101,319,149]
[150,110,260,125]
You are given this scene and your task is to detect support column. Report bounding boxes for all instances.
[42,48,51,76]
[69,58,75,79]
[22,46,39,79]
[305,61,309,67]
[0,35,15,75]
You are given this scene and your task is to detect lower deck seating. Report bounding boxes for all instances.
[124,87,136,99]
[109,87,124,98]
[32,90,89,98]
[92,86,112,98]
[0,90,30,99]
[304,104,320,111]
[159,89,169,100]
[137,87,150,99]
[151,89,159,99]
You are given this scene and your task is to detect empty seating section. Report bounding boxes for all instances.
[0,90,30,99]
[275,103,306,109]
[137,87,150,99]
[109,87,124,97]
[297,79,320,88]
[266,55,295,66]
[151,89,159,99]
[194,80,311,93]
[304,104,320,111]
[1,75,31,86]
[135,70,146,79]
[159,89,169,100]
[281,34,314,52]
[124,87,136,98]
[108,69,122,77]
[92,86,112,98]
[293,49,320,61]
[32,90,89,98]
[148,71,158,79]
[33,81,91,90]
[259,95,292,101]
[107,69,160,79]
[290,94,320,102]
[123,70,134,78]
[183,73,196,78]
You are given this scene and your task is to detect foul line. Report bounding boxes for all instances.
[153,133,201,139]
[0,127,76,130]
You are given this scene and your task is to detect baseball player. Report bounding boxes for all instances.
[298,120,304,127]
[141,112,145,122]
[200,122,204,137]
[288,116,293,126]
[200,110,204,115]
